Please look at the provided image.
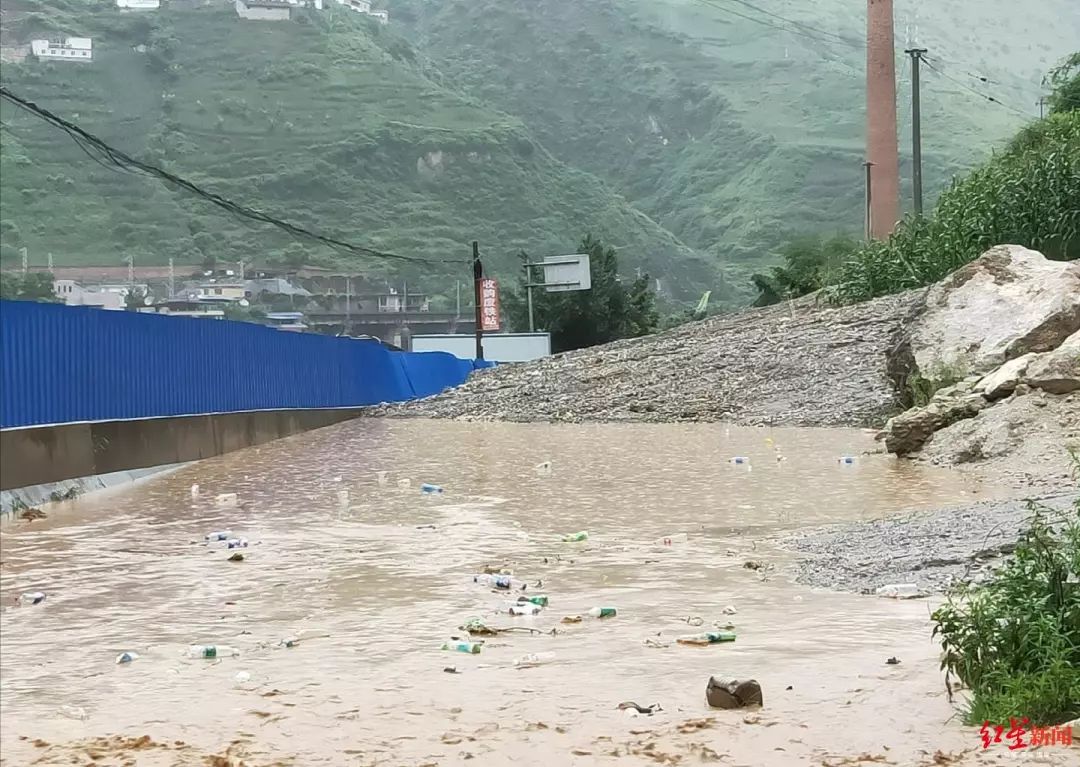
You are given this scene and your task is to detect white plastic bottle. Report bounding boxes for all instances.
[514,652,556,667]
[205,530,232,541]
[186,644,240,659]
[508,602,542,616]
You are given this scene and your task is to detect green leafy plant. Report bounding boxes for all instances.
[751,234,859,306]
[931,479,1080,726]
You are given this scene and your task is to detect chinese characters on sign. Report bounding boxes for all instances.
[479,278,500,332]
[980,719,1073,750]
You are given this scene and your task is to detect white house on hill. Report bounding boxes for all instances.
[235,0,291,21]
[31,37,93,62]
[115,0,160,10]
[337,0,388,23]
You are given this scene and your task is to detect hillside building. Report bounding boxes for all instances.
[337,0,388,23]
[30,37,93,62]
[234,0,291,21]
[115,0,160,10]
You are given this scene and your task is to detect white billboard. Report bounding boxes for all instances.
[410,333,551,363]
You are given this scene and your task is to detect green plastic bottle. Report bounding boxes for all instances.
[676,631,736,646]
[562,531,589,542]
[518,595,549,607]
[588,607,617,618]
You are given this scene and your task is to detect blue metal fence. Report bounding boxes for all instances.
[0,300,491,429]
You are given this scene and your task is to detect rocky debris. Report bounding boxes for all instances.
[883,377,987,454]
[785,493,1077,595]
[706,677,763,709]
[979,353,1036,400]
[1023,329,1080,395]
[916,390,1080,489]
[906,245,1080,378]
[373,291,920,427]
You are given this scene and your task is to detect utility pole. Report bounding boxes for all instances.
[472,241,484,360]
[238,260,245,281]
[168,257,175,298]
[345,275,352,336]
[1038,97,1046,119]
[20,247,27,274]
[47,253,53,272]
[863,161,875,241]
[126,254,134,286]
[905,47,928,216]
[866,0,900,238]
[455,280,461,318]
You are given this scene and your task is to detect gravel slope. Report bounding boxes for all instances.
[377,291,921,427]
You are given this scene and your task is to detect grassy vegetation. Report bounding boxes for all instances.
[932,485,1080,726]
[0,1,720,300]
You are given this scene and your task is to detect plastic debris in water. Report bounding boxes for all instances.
[561,531,589,542]
[588,607,617,619]
[226,538,248,550]
[722,605,738,615]
[514,652,556,668]
[420,483,443,495]
[59,705,88,721]
[215,493,239,507]
[115,651,139,664]
[376,471,389,486]
[190,483,200,498]
[655,533,688,546]
[441,640,483,654]
[837,456,856,464]
[534,460,553,476]
[729,456,750,465]
[396,478,411,490]
[875,583,920,599]
[233,671,252,685]
[677,631,736,646]
[336,490,349,508]
[17,591,46,606]
[205,530,231,542]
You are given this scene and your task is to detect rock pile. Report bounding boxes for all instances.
[882,246,1080,469]
[374,291,920,427]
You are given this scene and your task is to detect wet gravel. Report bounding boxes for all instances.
[782,492,1077,595]
[374,291,921,427]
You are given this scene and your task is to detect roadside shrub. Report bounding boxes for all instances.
[931,478,1080,726]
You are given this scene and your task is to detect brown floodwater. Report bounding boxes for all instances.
[0,420,1070,766]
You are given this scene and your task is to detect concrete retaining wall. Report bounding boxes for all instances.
[0,408,364,492]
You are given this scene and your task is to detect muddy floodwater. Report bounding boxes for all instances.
[0,420,1069,766]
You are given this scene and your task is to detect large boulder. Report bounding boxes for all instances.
[908,246,1080,380]
[1023,329,1080,394]
[883,377,987,455]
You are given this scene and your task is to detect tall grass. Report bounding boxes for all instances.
[836,111,1080,303]
[931,473,1080,726]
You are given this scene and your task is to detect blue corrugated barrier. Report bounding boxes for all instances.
[0,300,492,429]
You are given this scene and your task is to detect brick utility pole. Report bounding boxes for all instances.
[866,0,900,239]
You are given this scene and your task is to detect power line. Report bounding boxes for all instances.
[919,58,1035,119]
[689,0,862,50]
[711,0,863,49]
[0,87,465,267]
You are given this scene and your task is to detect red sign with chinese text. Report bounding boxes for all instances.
[980,719,1073,750]
[478,278,500,332]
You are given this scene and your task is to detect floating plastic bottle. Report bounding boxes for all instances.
[588,607,617,619]
[59,705,88,721]
[534,461,553,477]
[17,591,46,606]
[676,631,736,646]
[421,483,444,495]
[562,531,589,542]
[115,651,139,664]
[226,537,248,549]
[442,640,483,654]
[190,483,200,498]
[655,533,688,546]
[473,573,523,590]
[281,628,331,647]
[233,671,252,686]
[396,478,411,490]
[186,644,240,659]
[514,652,556,668]
[729,457,750,465]
[205,530,232,542]
[837,456,856,465]
[376,470,389,486]
[518,595,549,607]
[508,602,542,616]
[215,493,239,507]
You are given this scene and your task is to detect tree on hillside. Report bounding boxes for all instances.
[1044,52,1079,115]
[503,234,658,353]
[750,235,859,306]
[0,272,59,302]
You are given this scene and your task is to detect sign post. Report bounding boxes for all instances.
[479,277,500,332]
[472,241,484,360]
[523,254,592,332]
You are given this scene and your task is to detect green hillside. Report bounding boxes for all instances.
[389,0,1077,275]
[0,0,722,298]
